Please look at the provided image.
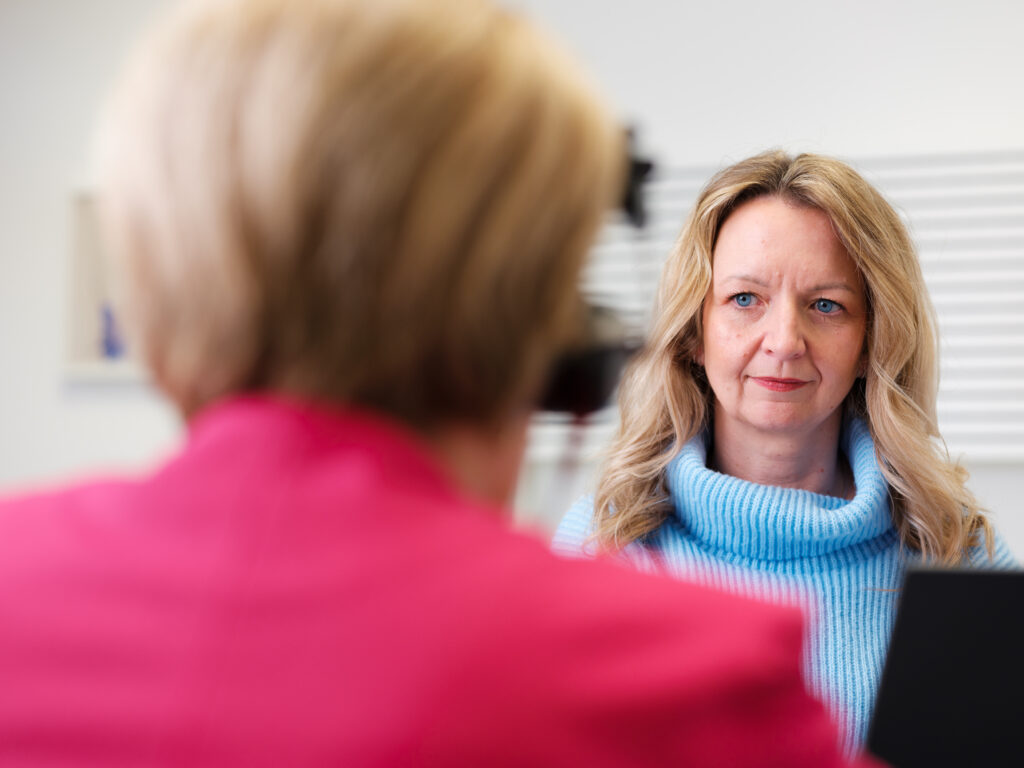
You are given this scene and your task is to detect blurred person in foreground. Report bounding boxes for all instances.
[555,150,1016,755]
[0,2,879,766]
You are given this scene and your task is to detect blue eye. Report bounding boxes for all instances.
[815,298,840,314]
[732,293,754,308]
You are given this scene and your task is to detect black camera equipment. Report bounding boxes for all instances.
[539,130,652,416]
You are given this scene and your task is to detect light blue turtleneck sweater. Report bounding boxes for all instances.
[552,418,1017,755]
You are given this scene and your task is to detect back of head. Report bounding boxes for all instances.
[97,0,622,428]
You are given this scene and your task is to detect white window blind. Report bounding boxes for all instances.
[526,150,1024,465]
[859,151,1024,461]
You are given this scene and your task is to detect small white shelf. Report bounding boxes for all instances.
[64,358,147,384]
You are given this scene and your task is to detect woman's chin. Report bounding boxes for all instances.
[731,406,842,440]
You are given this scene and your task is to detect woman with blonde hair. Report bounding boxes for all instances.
[555,150,1016,753]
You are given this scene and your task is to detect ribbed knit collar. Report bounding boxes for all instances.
[665,418,893,561]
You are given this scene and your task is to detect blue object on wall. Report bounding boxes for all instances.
[101,303,125,358]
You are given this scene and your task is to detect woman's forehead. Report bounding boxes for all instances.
[711,197,861,285]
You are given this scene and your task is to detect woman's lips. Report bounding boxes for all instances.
[751,377,809,392]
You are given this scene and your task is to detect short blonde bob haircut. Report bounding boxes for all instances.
[594,150,992,564]
[97,0,622,428]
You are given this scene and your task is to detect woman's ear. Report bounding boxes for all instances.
[695,344,704,367]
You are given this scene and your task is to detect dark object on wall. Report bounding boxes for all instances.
[621,128,654,228]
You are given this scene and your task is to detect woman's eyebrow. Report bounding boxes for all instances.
[809,281,859,294]
[718,273,769,287]
[718,274,859,294]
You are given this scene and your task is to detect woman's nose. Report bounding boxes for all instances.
[762,304,806,359]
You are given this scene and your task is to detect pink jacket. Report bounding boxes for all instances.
[0,396,880,767]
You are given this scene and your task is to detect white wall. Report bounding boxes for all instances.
[0,1,181,493]
[514,0,1024,167]
[2,0,1022,552]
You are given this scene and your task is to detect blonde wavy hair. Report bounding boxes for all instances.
[594,150,992,564]
[96,0,621,428]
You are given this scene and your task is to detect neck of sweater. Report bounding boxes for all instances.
[666,417,891,561]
